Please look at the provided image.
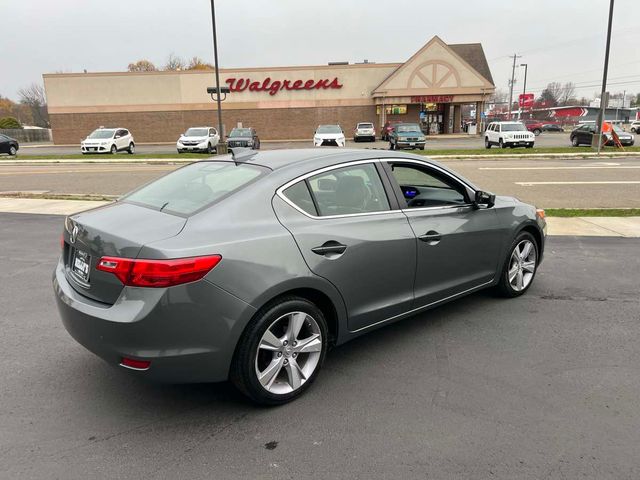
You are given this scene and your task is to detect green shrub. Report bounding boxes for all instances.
[0,117,22,129]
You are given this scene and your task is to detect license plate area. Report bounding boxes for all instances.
[72,249,91,282]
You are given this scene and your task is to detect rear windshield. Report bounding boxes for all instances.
[123,161,267,216]
[357,123,373,128]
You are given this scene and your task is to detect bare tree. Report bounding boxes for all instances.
[127,60,157,72]
[488,88,508,105]
[18,83,48,127]
[163,53,185,71]
[558,82,576,106]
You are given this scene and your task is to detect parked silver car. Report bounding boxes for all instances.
[54,149,546,404]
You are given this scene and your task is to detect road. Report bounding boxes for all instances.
[18,132,572,156]
[2,156,640,208]
[1,212,640,479]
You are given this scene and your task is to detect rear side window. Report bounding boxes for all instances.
[307,163,390,216]
[124,161,267,216]
[283,181,317,216]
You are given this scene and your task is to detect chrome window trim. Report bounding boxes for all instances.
[276,157,477,220]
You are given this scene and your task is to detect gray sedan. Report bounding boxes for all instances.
[54,149,546,404]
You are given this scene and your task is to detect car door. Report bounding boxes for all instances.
[382,159,503,308]
[210,128,219,146]
[114,129,126,150]
[0,134,8,153]
[273,160,417,332]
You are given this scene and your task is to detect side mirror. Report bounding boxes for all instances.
[474,190,495,209]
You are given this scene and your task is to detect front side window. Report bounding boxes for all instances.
[305,163,390,216]
[124,161,267,216]
[388,162,469,208]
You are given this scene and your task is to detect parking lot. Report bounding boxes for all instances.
[17,132,573,156]
[1,212,640,479]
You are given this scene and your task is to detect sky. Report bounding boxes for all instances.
[1,0,639,102]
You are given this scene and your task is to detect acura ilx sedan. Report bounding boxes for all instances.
[54,148,546,404]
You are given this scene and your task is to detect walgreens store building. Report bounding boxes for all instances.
[44,36,495,144]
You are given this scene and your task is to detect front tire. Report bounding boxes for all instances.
[230,297,328,405]
[496,231,539,298]
[499,138,506,149]
[389,140,395,150]
[110,144,117,154]
[485,137,491,149]
[571,136,579,147]
[9,146,17,156]
[207,142,214,154]
[533,129,541,136]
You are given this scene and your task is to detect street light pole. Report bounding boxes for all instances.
[519,63,528,120]
[596,0,615,155]
[507,53,521,120]
[209,0,226,153]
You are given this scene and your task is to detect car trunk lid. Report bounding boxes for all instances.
[63,202,186,304]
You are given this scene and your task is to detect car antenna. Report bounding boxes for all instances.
[230,147,258,165]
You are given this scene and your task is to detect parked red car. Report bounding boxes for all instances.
[521,119,545,136]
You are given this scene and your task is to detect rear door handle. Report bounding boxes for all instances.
[311,242,347,256]
[418,231,442,243]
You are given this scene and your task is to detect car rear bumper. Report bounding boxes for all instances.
[53,258,256,383]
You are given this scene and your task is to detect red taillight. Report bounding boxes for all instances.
[96,255,222,288]
[120,357,151,370]
[60,234,65,250]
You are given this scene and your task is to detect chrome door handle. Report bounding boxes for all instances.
[311,242,347,256]
[418,231,442,243]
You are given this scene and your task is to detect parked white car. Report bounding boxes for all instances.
[314,125,346,147]
[81,127,135,154]
[485,121,535,149]
[177,127,220,154]
[353,122,376,142]
[630,121,640,134]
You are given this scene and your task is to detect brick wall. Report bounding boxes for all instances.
[49,105,378,144]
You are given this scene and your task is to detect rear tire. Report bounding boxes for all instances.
[495,231,539,298]
[230,296,328,405]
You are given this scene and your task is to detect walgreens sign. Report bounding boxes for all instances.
[225,77,343,96]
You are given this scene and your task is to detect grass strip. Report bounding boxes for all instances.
[545,208,640,217]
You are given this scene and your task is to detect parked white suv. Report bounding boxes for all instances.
[81,127,135,154]
[177,127,220,154]
[313,124,346,147]
[485,121,535,149]
[629,121,640,134]
[353,122,376,142]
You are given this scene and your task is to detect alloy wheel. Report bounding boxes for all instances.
[9,146,17,155]
[507,239,537,292]
[255,311,323,395]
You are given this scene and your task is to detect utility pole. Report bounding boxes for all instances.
[519,63,528,120]
[507,54,521,120]
[596,0,615,155]
[209,0,226,153]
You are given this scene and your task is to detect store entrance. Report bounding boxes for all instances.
[419,103,445,135]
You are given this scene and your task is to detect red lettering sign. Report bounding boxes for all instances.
[518,93,535,108]
[410,95,454,103]
[225,77,343,96]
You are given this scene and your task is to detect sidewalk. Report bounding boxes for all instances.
[1,197,639,237]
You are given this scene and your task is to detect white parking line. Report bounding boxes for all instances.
[480,166,640,171]
[516,181,640,186]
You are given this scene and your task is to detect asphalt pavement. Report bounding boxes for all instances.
[2,156,640,208]
[2,212,640,479]
[18,132,572,156]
